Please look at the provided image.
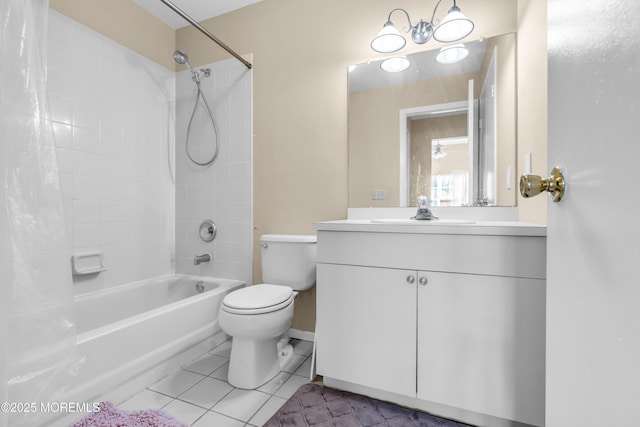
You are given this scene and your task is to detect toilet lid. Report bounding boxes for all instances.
[222,284,293,314]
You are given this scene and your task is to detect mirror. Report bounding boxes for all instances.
[348,33,516,207]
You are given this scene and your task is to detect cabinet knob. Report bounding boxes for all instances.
[419,276,428,286]
[406,275,416,284]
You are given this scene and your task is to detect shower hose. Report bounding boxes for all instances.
[185,74,220,166]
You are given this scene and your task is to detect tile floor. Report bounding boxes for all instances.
[116,338,315,426]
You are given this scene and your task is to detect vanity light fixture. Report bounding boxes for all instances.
[436,44,469,64]
[380,56,411,73]
[371,0,474,54]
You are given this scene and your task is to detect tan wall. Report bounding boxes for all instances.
[49,0,175,70]
[517,0,548,224]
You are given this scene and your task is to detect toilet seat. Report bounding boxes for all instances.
[222,284,293,315]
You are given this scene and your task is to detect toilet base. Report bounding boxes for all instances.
[228,335,294,389]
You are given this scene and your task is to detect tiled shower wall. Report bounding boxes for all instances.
[47,10,176,294]
[46,10,253,293]
[174,59,253,285]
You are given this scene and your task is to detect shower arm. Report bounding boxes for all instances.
[159,0,252,69]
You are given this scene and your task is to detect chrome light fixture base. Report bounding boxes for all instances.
[371,1,473,54]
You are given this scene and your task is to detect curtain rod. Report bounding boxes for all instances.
[159,0,252,69]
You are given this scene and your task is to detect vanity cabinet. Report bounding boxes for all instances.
[317,264,417,397]
[314,224,546,427]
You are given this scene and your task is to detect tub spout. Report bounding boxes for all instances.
[194,253,211,265]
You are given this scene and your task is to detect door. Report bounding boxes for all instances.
[546,0,640,425]
[316,263,417,397]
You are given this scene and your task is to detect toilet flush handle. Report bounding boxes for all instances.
[259,242,268,249]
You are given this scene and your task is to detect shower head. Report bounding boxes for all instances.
[173,50,192,70]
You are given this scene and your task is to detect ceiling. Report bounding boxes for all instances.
[133,0,264,29]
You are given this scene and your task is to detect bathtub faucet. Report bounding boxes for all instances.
[194,253,211,265]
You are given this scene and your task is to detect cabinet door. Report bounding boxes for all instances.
[316,263,417,397]
[417,271,545,426]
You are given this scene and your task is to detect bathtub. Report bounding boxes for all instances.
[61,274,244,407]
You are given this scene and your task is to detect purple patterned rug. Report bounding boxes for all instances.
[263,383,472,427]
[71,401,188,427]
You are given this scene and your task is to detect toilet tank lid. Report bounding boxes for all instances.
[260,234,317,243]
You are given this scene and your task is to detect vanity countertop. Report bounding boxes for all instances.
[313,219,546,237]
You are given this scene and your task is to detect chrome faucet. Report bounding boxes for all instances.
[413,196,438,220]
[194,253,211,265]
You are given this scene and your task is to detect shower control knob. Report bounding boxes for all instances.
[199,220,217,242]
[406,275,416,284]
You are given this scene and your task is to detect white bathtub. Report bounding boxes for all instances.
[63,274,244,406]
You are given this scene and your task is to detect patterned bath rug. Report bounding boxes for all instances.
[263,383,472,427]
[71,401,188,427]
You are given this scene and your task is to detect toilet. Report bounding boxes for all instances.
[218,234,317,389]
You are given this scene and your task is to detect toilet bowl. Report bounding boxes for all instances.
[218,234,317,389]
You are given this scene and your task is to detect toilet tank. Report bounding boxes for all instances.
[260,234,317,291]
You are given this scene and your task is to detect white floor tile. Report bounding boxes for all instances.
[183,353,230,376]
[257,371,292,395]
[210,361,229,381]
[118,389,173,411]
[178,377,234,409]
[294,357,312,378]
[210,340,232,357]
[274,374,309,399]
[148,370,205,398]
[248,395,287,426]
[163,399,209,425]
[292,339,314,356]
[212,389,270,422]
[192,411,245,427]
[282,354,307,373]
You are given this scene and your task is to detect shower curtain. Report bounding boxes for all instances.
[1,1,79,426]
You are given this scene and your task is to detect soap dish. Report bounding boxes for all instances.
[71,252,107,276]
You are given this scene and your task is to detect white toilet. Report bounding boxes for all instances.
[218,234,317,389]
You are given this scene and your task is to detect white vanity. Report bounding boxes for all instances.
[313,220,546,427]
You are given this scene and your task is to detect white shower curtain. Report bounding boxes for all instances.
[0,1,79,426]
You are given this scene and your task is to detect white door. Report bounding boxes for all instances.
[546,0,640,425]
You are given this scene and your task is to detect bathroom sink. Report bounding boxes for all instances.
[371,218,476,225]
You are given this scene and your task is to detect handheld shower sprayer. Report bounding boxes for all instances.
[174,50,211,83]
[173,50,191,68]
[173,50,220,166]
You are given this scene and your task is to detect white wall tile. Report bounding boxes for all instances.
[48,11,252,295]
[48,10,175,295]
[53,122,73,150]
[72,200,99,223]
[175,58,252,284]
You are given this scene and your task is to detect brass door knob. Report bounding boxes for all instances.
[520,166,566,202]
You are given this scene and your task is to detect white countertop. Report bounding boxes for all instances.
[313,219,547,237]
